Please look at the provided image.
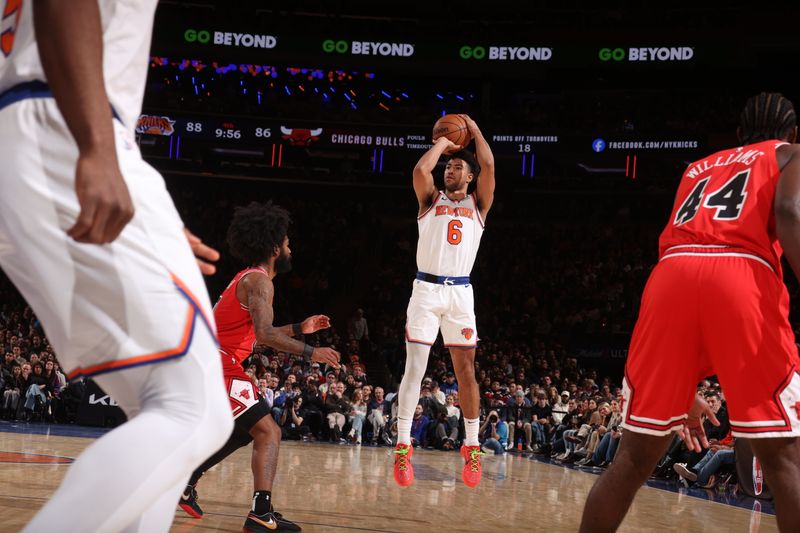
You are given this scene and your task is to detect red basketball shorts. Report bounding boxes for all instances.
[224,365,260,419]
[622,253,800,438]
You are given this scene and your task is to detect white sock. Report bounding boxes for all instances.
[397,417,412,445]
[465,418,480,446]
[396,342,431,445]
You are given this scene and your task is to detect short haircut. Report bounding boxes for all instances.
[447,150,480,177]
[739,92,796,144]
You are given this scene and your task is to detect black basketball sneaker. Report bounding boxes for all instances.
[243,510,302,532]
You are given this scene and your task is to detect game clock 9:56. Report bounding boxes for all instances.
[215,128,241,139]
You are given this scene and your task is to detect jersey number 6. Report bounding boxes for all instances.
[447,220,463,245]
[1,0,22,57]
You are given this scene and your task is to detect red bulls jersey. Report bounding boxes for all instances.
[214,267,267,374]
[659,140,790,273]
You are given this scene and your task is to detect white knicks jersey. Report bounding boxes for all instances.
[416,191,485,278]
[0,0,158,132]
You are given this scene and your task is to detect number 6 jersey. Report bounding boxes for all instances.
[416,191,485,278]
[659,140,789,274]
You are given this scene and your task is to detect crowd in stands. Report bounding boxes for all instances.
[0,173,791,500]
[0,288,79,423]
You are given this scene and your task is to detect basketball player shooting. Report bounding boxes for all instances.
[579,93,800,532]
[179,201,340,533]
[394,114,495,488]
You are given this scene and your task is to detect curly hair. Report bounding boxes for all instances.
[226,201,291,266]
[739,92,796,144]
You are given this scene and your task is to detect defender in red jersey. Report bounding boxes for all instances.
[581,93,800,533]
[179,202,340,533]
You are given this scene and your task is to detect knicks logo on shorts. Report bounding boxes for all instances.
[461,328,474,340]
[1,0,23,57]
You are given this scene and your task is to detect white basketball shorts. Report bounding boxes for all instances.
[405,279,477,347]
[0,96,216,380]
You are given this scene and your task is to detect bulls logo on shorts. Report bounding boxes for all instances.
[228,377,259,418]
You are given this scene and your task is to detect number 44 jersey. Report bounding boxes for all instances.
[659,140,790,275]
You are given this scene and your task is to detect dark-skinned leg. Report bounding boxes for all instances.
[579,431,672,533]
[749,437,800,532]
[250,413,281,492]
[188,429,252,487]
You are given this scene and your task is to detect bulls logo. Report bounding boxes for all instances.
[280,126,323,147]
[752,457,763,496]
[461,328,474,340]
[135,115,176,136]
[239,388,251,400]
[1,0,23,57]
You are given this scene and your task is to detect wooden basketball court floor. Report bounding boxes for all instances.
[0,423,776,532]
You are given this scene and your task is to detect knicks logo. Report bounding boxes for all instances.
[1,0,23,57]
[135,115,176,136]
[461,328,474,340]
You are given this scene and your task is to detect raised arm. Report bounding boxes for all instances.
[239,273,340,367]
[413,137,460,215]
[775,144,800,280]
[461,115,496,220]
[33,0,134,244]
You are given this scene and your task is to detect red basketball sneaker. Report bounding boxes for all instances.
[393,443,414,486]
[461,445,485,488]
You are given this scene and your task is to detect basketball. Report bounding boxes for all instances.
[432,114,471,150]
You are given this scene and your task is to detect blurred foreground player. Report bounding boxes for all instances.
[580,93,800,532]
[394,115,495,487]
[0,1,233,531]
[179,202,340,532]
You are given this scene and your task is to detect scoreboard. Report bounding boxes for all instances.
[135,113,561,154]
[137,112,702,181]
